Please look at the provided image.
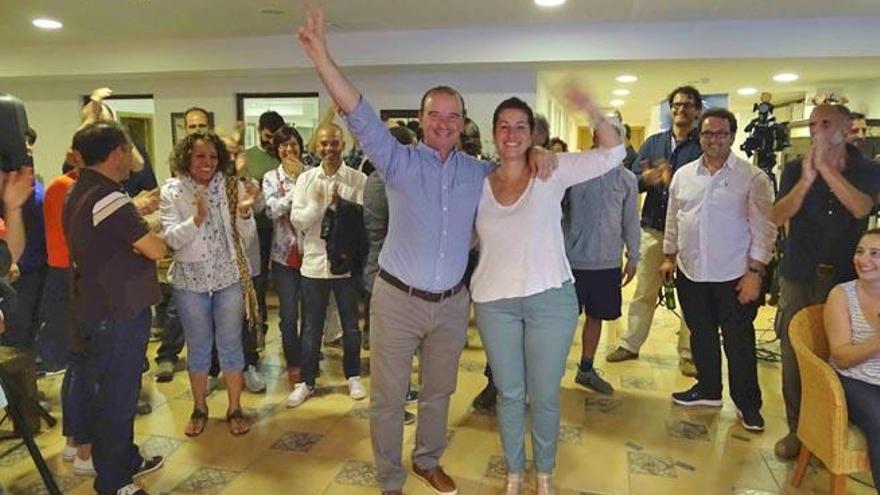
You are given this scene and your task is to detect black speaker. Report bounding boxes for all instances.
[0,93,29,172]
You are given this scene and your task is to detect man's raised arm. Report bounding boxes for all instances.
[296,9,360,114]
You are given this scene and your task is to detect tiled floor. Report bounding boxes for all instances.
[1,289,876,494]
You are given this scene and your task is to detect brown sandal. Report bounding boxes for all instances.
[185,408,208,437]
[226,409,250,436]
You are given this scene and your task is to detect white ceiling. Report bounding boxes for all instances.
[5,0,880,46]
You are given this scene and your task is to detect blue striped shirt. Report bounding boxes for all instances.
[344,98,492,292]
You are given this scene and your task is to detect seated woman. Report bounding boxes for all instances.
[160,132,259,437]
[824,227,880,490]
[471,91,624,495]
[261,125,311,393]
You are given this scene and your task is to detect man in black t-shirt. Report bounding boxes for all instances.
[770,103,880,460]
[64,122,167,495]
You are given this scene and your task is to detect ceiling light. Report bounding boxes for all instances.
[259,8,285,15]
[32,18,63,30]
[612,89,630,96]
[610,99,625,107]
[773,73,799,83]
[534,0,566,6]
[616,75,638,83]
[737,87,758,96]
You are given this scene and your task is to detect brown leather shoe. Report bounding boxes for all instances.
[413,464,457,495]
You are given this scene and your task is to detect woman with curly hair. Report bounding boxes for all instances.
[159,132,260,437]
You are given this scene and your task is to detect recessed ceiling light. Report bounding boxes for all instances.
[737,87,758,96]
[32,18,63,30]
[773,73,799,83]
[610,99,625,107]
[612,89,630,96]
[534,0,566,6]
[616,75,638,83]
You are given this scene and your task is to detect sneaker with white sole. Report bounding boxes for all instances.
[671,386,723,407]
[62,444,77,462]
[73,456,96,476]
[244,365,266,393]
[737,409,765,432]
[348,376,367,400]
[132,455,165,479]
[286,383,313,408]
[116,483,148,495]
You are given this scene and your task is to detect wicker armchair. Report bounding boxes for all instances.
[788,304,870,495]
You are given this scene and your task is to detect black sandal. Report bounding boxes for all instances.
[185,408,208,437]
[226,409,250,436]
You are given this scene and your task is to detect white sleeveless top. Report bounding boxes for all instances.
[469,145,625,303]
[831,280,880,386]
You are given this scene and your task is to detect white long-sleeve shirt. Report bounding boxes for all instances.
[290,163,367,279]
[470,144,626,303]
[663,153,777,282]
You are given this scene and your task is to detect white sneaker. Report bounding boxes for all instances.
[348,377,367,400]
[244,365,266,393]
[73,456,96,476]
[286,383,313,408]
[62,444,77,462]
[116,483,145,495]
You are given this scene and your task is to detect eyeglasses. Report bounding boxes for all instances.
[700,131,731,139]
[671,102,696,110]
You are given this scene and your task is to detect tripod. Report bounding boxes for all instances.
[0,366,61,495]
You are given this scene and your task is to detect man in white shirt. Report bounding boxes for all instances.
[660,108,776,432]
[289,122,368,407]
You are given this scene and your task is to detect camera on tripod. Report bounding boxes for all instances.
[740,92,791,175]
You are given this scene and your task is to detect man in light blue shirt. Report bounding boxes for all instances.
[296,10,554,495]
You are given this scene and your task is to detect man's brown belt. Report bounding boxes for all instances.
[378,269,464,303]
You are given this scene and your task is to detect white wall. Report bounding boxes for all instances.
[6,69,537,183]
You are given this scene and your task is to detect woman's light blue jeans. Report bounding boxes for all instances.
[475,282,578,475]
[174,283,245,373]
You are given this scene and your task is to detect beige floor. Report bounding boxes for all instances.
[1,288,876,495]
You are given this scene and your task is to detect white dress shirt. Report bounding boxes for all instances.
[663,153,776,282]
[290,163,367,279]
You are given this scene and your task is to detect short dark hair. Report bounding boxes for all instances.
[419,86,466,116]
[623,123,632,141]
[667,85,703,111]
[533,114,550,148]
[698,107,738,136]
[492,97,535,133]
[850,111,866,120]
[548,137,568,152]
[25,127,37,146]
[71,122,130,167]
[171,132,233,178]
[270,125,304,161]
[258,111,285,132]
[183,106,210,123]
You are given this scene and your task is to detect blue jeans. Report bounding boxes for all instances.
[839,374,880,490]
[174,283,245,373]
[272,262,303,369]
[300,276,361,387]
[475,282,578,474]
[80,309,151,494]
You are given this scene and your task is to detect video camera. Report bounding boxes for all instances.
[740,92,790,175]
[0,94,29,173]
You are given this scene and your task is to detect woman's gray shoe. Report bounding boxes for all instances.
[575,368,614,395]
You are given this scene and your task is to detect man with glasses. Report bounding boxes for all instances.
[660,108,776,431]
[606,86,704,376]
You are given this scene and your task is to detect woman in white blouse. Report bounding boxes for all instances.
[824,228,880,491]
[470,92,624,495]
[262,125,311,395]
[160,132,259,437]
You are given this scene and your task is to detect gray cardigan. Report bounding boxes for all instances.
[563,165,640,270]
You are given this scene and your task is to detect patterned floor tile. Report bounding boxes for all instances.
[732,489,781,495]
[484,455,534,479]
[558,424,585,444]
[271,431,324,453]
[0,442,31,467]
[334,459,378,486]
[640,354,679,369]
[664,419,710,441]
[172,466,239,494]
[140,434,186,459]
[583,396,623,415]
[626,451,677,478]
[15,473,88,495]
[619,375,656,390]
[346,406,370,420]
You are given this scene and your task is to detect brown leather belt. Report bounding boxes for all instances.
[378,269,464,303]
